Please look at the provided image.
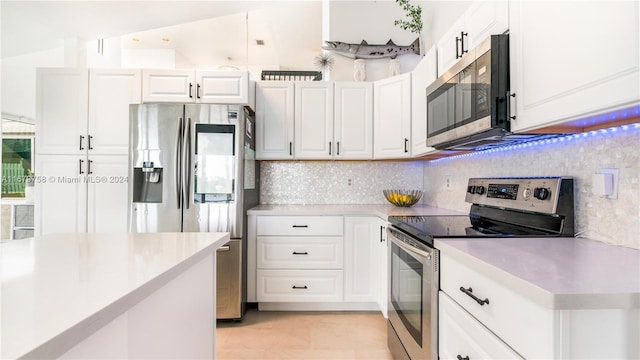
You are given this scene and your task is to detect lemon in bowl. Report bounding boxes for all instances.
[383,189,423,207]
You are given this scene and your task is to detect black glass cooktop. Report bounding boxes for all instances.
[388,214,557,245]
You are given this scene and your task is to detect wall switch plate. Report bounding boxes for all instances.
[445,175,453,191]
[594,168,619,199]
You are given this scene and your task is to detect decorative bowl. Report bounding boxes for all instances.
[383,189,423,207]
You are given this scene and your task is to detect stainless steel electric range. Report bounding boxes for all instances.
[386,177,575,360]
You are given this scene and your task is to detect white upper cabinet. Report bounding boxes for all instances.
[374,73,412,159]
[36,68,141,156]
[334,82,373,160]
[437,0,509,77]
[294,82,334,160]
[196,71,249,104]
[257,81,373,160]
[142,69,249,104]
[88,69,141,155]
[411,47,438,156]
[36,68,89,155]
[509,0,640,132]
[255,81,295,160]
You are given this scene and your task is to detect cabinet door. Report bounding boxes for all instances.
[373,73,412,159]
[334,82,373,160]
[35,155,87,235]
[88,69,141,155]
[439,292,523,360]
[411,48,438,156]
[255,82,295,160]
[294,82,334,159]
[196,71,249,104]
[344,217,378,303]
[509,1,640,132]
[142,69,195,103]
[376,218,388,317]
[36,68,88,155]
[465,0,509,51]
[436,16,465,77]
[87,155,129,232]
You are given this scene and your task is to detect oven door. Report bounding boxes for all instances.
[387,227,439,360]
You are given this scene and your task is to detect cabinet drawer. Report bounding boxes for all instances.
[439,291,523,360]
[440,252,554,359]
[257,236,343,269]
[257,216,343,236]
[256,270,343,302]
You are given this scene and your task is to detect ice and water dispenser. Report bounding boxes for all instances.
[132,152,163,203]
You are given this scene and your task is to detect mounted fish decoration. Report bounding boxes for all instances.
[322,38,420,59]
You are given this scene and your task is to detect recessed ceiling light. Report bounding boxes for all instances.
[162,38,170,42]
[256,39,265,46]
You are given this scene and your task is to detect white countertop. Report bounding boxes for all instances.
[435,237,640,310]
[247,204,467,218]
[1,232,229,360]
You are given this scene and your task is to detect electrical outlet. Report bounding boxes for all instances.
[597,168,619,199]
[347,178,352,186]
[445,175,453,191]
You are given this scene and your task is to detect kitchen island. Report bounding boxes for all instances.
[1,232,229,359]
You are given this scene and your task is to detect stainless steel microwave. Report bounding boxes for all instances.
[426,34,511,150]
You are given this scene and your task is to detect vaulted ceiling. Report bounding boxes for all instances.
[1,1,324,69]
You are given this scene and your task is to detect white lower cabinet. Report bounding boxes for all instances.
[255,215,344,304]
[257,236,343,269]
[375,218,388,318]
[251,215,384,312]
[344,217,378,303]
[256,270,343,302]
[439,291,523,360]
[440,251,554,359]
[439,250,640,359]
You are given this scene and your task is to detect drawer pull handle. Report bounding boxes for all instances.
[292,251,308,255]
[457,356,469,360]
[292,285,308,289]
[292,225,308,228]
[459,287,490,306]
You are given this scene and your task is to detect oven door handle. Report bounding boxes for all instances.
[387,228,433,259]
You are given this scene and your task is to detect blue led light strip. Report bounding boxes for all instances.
[430,120,640,163]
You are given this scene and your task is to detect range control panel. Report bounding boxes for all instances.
[465,177,573,215]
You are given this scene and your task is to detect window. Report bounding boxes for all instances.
[2,120,35,198]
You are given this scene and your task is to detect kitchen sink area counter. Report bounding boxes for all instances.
[1,232,230,359]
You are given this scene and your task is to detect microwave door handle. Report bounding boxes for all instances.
[507,92,517,121]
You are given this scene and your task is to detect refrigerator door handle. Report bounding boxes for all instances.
[184,117,193,210]
[176,117,184,209]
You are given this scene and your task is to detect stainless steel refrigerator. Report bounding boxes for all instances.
[128,103,259,320]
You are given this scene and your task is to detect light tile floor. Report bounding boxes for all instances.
[216,309,393,360]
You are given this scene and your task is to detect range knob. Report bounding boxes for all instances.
[474,186,486,195]
[467,185,476,194]
[533,187,550,200]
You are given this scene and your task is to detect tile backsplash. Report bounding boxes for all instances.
[258,128,639,249]
[423,128,640,249]
[260,161,424,205]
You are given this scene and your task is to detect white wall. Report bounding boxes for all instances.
[1,48,64,122]
[326,0,471,81]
